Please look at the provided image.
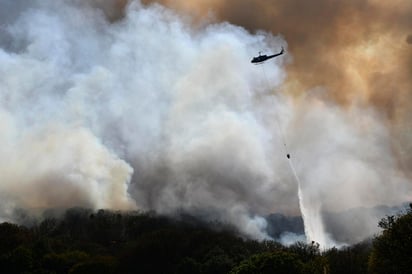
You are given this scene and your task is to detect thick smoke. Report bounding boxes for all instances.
[153,0,412,174]
[145,0,412,246]
[0,0,410,245]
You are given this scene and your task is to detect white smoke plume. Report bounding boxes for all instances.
[0,0,410,244]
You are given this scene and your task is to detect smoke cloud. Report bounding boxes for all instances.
[146,0,412,245]
[0,0,410,245]
[153,0,412,172]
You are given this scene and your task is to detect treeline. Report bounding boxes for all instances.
[0,204,411,274]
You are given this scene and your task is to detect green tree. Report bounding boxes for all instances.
[230,251,304,274]
[69,255,118,274]
[0,246,34,274]
[0,223,31,254]
[42,250,89,274]
[176,257,201,274]
[325,241,371,274]
[368,204,412,274]
[201,246,235,274]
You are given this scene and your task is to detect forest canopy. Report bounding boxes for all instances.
[0,204,411,273]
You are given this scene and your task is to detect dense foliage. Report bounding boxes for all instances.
[0,204,410,273]
[368,204,412,274]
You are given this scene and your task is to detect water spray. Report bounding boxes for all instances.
[259,60,329,247]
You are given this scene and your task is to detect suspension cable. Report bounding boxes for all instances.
[260,64,290,160]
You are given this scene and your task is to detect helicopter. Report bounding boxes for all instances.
[251,47,284,64]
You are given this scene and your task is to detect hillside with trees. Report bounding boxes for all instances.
[0,204,411,273]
